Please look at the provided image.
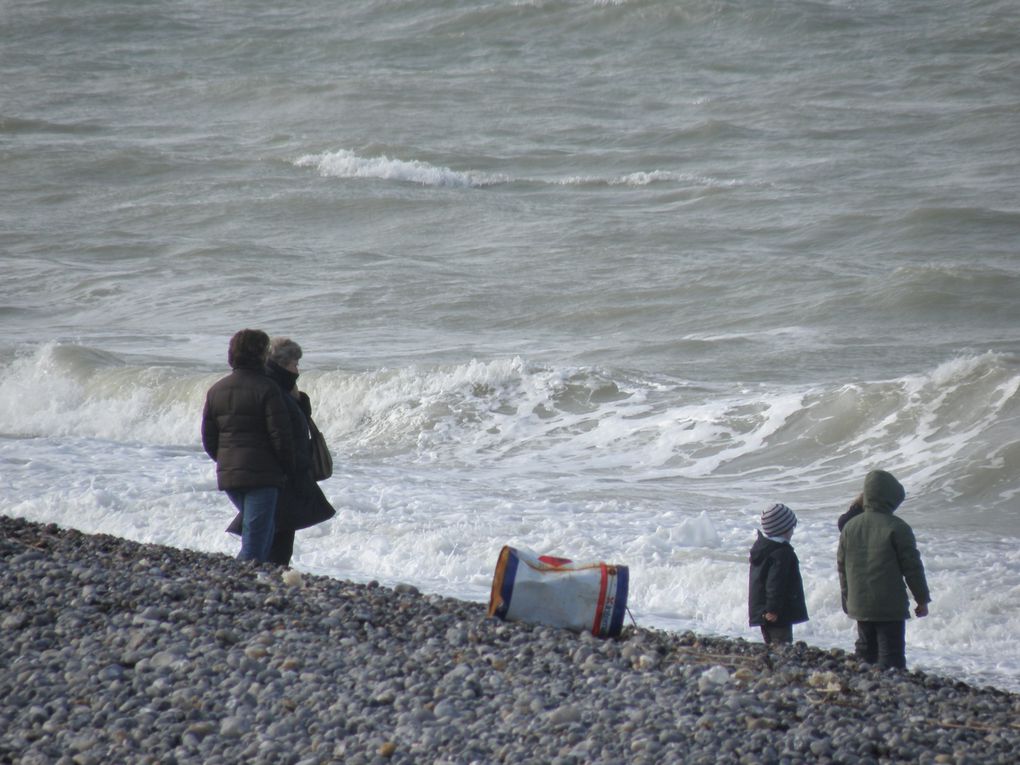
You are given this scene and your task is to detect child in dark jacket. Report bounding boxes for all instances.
[748,503,809,644]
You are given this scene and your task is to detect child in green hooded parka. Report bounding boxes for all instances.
[838,469,931,669]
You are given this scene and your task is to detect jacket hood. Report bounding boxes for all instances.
[862,469,905,514]
[749,531,785,564]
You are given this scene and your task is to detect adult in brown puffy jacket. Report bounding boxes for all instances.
[202,329,295,561]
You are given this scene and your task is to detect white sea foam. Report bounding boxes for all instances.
[4,346,1017,504]
[295,150,510,188]
[294,149,741,191]
[0,343,209,445]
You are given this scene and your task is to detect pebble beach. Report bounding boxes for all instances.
[2,515,1018,765]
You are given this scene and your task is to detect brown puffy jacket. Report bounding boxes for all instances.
[201,366,295,490]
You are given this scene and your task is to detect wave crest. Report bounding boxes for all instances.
[295,148,742,190]
[295,149,509,188]
[3,346,1016,509]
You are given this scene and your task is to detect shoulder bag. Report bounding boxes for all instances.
[308,417,333,481]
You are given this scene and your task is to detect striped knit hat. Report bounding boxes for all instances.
[761,503,797,537]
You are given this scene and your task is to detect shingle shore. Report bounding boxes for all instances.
[2,515,1018,765]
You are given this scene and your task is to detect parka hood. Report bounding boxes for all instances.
[862,469,905,514]
[749,530,785,564]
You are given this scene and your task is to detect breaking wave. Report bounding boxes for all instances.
[294,149,743,190]
[3,344,1017,511]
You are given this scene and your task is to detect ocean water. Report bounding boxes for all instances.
[3,0,1020,690]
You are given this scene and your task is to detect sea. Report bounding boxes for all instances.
[2,0,1019,691]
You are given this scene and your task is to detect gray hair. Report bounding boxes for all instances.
[268,337,303,366]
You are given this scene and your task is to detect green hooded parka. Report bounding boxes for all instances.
[837,470,931,621]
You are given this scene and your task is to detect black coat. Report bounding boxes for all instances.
[270,366,312,476]
[748,532,809,627]
[275,471,336,531]
[837,500,864,531]
[201,365,295,490]
[227,363,335,534]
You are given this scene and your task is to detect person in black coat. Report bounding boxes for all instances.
[836,492,867,655]
[837,493,864,531]
[748,503,809,644]
[227,337,335,566]
[202,329,295,562]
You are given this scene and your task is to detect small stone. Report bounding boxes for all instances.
[433,700,459,719]
[149,651,178,669]
[2,614,27,630]
[698,665,730,690]
[215,628,241,644]
[220,716,250,737]
[636,654,659,670]
[186,722,215,737]
[807,671,842,692]
[810,739,833,757]
[446,627,468,647]
[547,704,583,725]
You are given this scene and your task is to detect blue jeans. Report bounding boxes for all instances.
[227,487,279,562]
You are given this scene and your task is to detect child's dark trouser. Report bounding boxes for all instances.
[855,621,906,669]
[761,624,793,644]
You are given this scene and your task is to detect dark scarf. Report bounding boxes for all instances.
[266,360,299,393]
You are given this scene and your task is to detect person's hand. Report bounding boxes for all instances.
[764,612,778,623]
[915,602,929,618]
